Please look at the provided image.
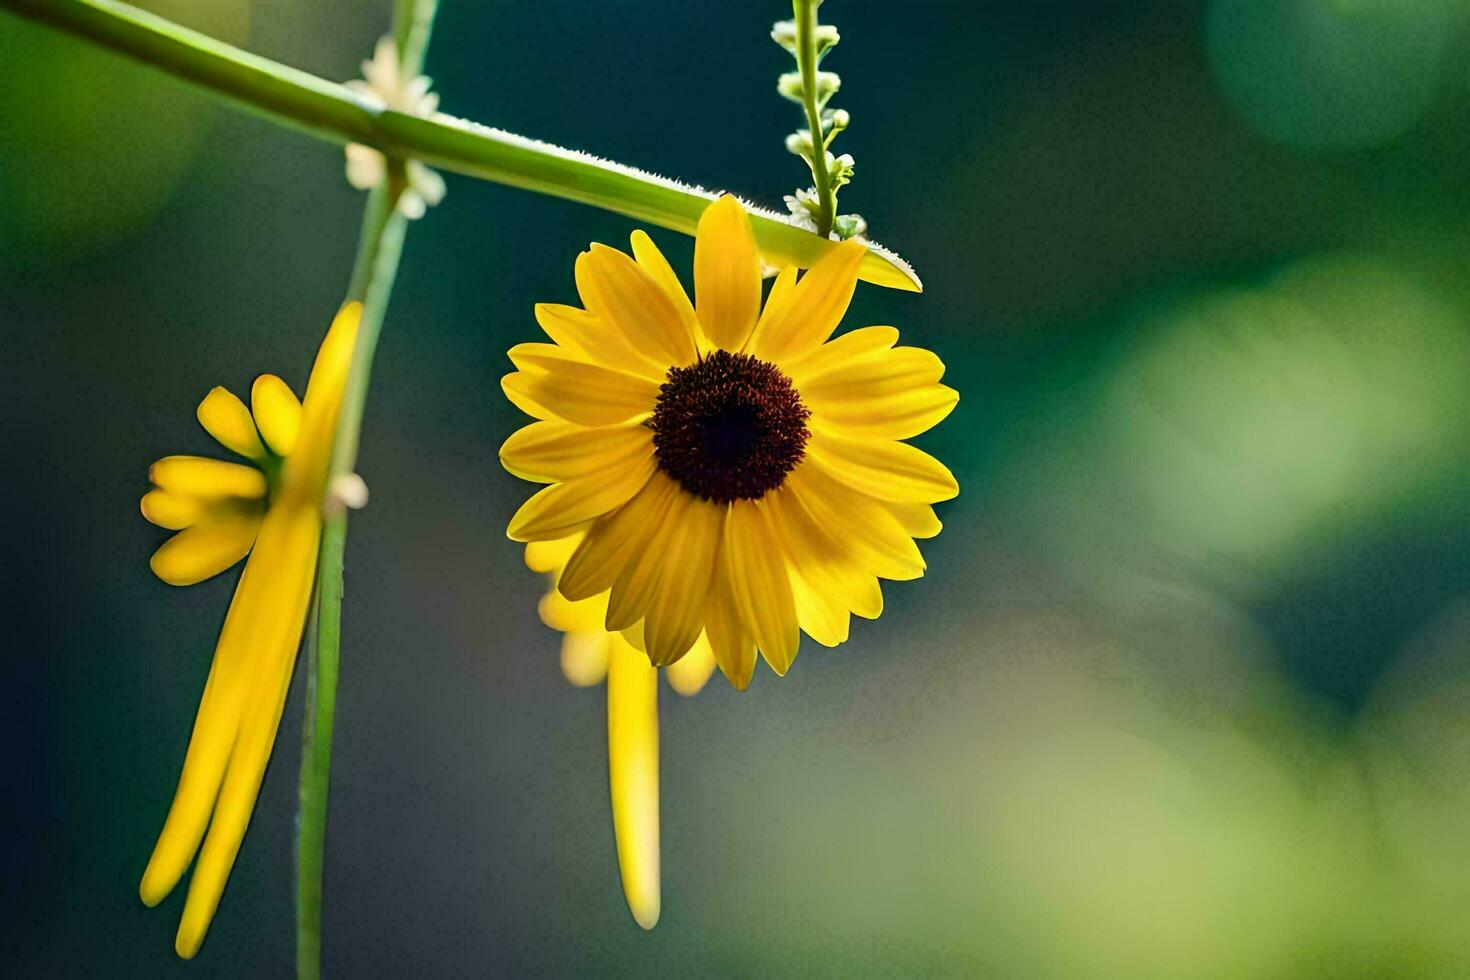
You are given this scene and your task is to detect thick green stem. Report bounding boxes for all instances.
[0,0,919,291]
[793,0,835,239]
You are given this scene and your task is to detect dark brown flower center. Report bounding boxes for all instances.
[650,350,810,503]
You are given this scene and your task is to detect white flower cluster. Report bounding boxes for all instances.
[344,36,446,220]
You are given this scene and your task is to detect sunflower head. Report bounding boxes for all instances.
[502,196,957,688]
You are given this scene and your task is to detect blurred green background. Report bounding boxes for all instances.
[7,0,1470,976]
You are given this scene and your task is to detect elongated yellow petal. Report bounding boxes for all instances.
[641,498,724,666]
[561,631,611,686]
[811,384,959,441]
[665,635,717,696]
[785,462,925,581]
[705,552,757,689]
[629,230,702,351]
[502,372,557,421]
[250,374,302,458]
[606,634,660,930]
[807,428,959,504]
[507,456,656,542]
[694,194,761,352]
[577,245,696,368]
[507,345,659,427]
[173,502,322,959]
[150,456,266,500]
[140,488,206,530]
[783,325,900,383]
[742,265,797,357]
[750,240,865,363]
[534,303,664,380]
[197,387,265,460]
[149,517,262,586]
[281,302,361,501]
[798,343,943,396]
[561,473,682,602]
[724,500,799,675]
[500,419,653,484]
[605,487,693,632]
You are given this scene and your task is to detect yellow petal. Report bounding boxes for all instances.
[750,240,865,363]
[149,517,263,586]
[561,631,611,687]
[507,344,659,427]
[561,473,682,602]
[539,586,608,635]
[783,325,900,383]
[172,502,322,959]
[742,265,797,356]
[766,488,871,642]
[605,487,693,633]
[785,461,926,581]
[507,456,656,542]
[196,387,265,460]
[705,553,757,690]
[502,372,556,421]
[250,374,302,457]
[630,230,702,350]
[811,384,959,440]
[889,502,942,539]
[500,419,654,484]
[525,534,583,574]
[534,303,665,380]
[806,428,959,504]
[694,195,761,352]
[606,635,661,930]
[577,244,697,368]
[790,564,850,647]
[140,489,206,530]
[665,635,717,696]
[724,500,800,675]
[149,456,266,500]
[281,302,362,501]
[641,498,725,666]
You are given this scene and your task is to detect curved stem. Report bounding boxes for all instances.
[0,0,919,292]
[793,0,835,239]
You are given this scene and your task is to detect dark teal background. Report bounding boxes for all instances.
[7,1,1470,976]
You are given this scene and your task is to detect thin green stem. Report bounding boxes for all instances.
[0,0,919,291]
[793,0,834,239]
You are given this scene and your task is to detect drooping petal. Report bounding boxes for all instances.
[250,374,302,458]
[576,245,697,368]
[665,635,718,696]
[196,387,265,460]
[507,456,656,542]
[149,457,266,500]
[606,635,660,930]
[534,303,664,380]
[641,498,725,666]
[723,499,800,675]
[281,302,362,501]
[694,195,762,352]
[171,502,322,958]
[507,344,660,427]
[806,427,959,504]
[750,240,865,363]
[629,230,702,350]
[561,473,682,602]
[525,534,583,574]
[149,517,263,587]
[499,419,654,484]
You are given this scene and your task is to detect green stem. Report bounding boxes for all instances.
[0,0,919,291]
[793,0,835,239]
[293,0,424,966]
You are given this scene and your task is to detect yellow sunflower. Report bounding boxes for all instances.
[138,303,360,958]
[501,196,957,687]
[526,534,715,929]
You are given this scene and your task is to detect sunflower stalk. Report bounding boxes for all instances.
[294,8,426,976]
[0,0,917,291]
